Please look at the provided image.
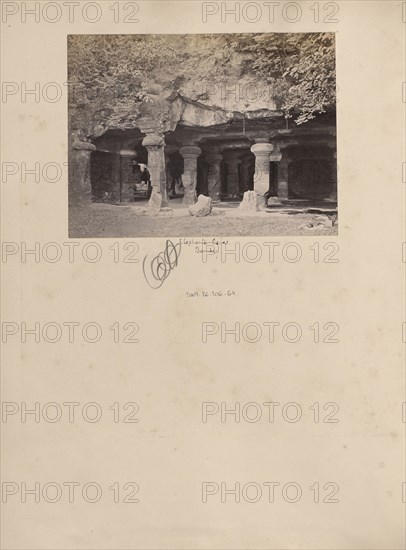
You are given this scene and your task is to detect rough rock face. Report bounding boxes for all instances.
[68,35,278,141]
[69,141,97,206]
[237,190,259,213]
[189,195,212,217]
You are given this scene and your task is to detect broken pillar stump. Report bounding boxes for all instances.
[189,194,212,217]
[237,190,259,214]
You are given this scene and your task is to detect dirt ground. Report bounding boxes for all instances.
[69,203,338,238]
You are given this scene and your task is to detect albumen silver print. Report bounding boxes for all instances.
[68,32,338,237]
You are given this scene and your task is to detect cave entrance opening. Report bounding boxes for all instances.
[88,118,337,208]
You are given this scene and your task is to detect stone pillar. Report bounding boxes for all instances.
[111,153,122,201]
[179,145,202,205]
[240,154,254,192]
[69,140,96,206]
[277,156,290,199]
[223,151,241,199]
[328,144,338,201]
[205,147,222,202]
[120,149,137,202]
[165,145,178,197]
[142,133,168,209]
[250,140,273,208]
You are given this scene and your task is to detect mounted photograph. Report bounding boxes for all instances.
[68,33,337,237]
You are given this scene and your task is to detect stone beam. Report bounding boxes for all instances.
[138,117,163,136]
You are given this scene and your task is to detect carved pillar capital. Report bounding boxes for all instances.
[164,144,179,156]
[72,141,96,152]
[142,133,165,149]
[205,152,223,165]
[223,150,241,166]
[205,144,221,155]
[179,145,202,159]
[250,142,274,156]
[269,145,282,162]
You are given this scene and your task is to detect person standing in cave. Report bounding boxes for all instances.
[139,162,152,199]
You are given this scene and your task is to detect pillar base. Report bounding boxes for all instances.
[267,196,284,205]
[182,189,196,206]
[161,192,169,208]
[209,194,220,203]
[237,190,259,213]
[206,151,222,202]
[257,194,268,211]
[277,181,289,199]
[148,190,163,210]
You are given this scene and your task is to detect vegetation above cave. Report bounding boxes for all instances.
[68,33,336,135]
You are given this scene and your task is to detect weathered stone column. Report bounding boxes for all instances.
[120,149,137,202]
[165,144,178,197]
[240,154,254,192]
[250,140,273,207]
[179,145,202,205]
[142,133,168,209]
[223,151,241,199]
[267,145,282,201]
[69,140,96,206]
[327,144,338,201]
[205,147,222,202]
[111,152,122,201]
[277,155,290,199]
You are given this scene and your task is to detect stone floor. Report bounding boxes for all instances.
[126,195,338,213]
[69,198,338,238]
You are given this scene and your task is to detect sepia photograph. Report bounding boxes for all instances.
[2,2,405,549]
[68,32,338,237]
